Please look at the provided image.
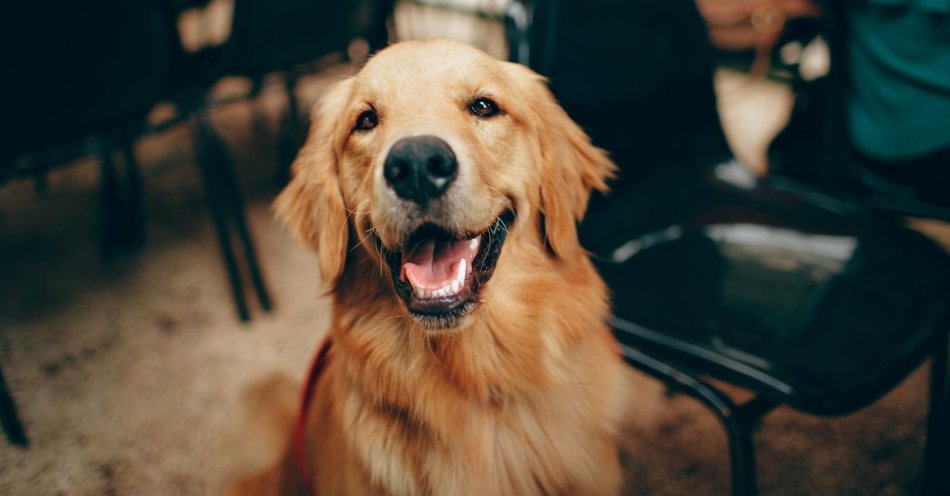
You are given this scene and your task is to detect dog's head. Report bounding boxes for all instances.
[277,40,614,330]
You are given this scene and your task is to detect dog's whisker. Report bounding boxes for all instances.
[358,226,389,276]
[349,227,376,255]
[416,333,446,367]
[371,312,411,322]
[485,186,516,213]
[375,245,387,276]
[426,340,445,367]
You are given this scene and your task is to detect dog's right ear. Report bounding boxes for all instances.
[504,63,616,260]
[274,78,354,288]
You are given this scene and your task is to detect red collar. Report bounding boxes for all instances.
[293,336,333,494]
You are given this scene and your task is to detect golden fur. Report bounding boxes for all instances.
[230,40,636,496]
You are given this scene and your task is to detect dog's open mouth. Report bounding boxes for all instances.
[380,210,515,327]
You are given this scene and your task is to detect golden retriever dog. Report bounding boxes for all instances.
[232,39,637,495]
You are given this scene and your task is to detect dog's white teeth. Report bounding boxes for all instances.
[411,259,470,300]
[469,237,479,254]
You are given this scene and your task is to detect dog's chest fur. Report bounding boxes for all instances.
[335,356,619,496]
[315,304,625,496]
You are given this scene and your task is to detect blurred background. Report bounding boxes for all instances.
[1,0,948,494]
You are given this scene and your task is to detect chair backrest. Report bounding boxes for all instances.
[225,0,387,76]
[2,0,173,163]
[516,0,734,193]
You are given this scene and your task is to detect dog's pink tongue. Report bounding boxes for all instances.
[402,239,470,290]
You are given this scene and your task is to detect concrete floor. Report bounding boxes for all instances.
[0,12,945,496]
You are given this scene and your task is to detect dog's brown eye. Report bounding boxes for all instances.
[354,110,378,132]
[469,98,500,118]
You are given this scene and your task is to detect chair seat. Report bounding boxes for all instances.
[592,161,950,415]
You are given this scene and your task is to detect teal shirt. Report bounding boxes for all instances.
[846,0,950,161]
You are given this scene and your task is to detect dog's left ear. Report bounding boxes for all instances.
[507,63,617,259]
[274,78,354,288]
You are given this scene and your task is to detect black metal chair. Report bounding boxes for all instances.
[224,0,391,185]
[3,0,174,254]
[3,0,276,323]
[508,1,950,495]
[595,162,950,496]
[169,0,392,184]
[2,0,372,443]
[158,0,392,319]
[1,0,175,447]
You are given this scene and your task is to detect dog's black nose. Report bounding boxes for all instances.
[384,136,458,206]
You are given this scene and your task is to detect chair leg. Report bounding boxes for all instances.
[99,131,147,256]
[119,127,146,249]
[32,167,48,196]
[98,139,122,257]
[721,412,757,496]
[192,109,251,321]
[366,0,395,53]
[216,136,272,313]
[247,75,272,148]
[284,71,301,133]
[921,332,949,495]
[0,362,28,446]
[617,344,772,496]
[727,396,778,496]
[275,70,305,186]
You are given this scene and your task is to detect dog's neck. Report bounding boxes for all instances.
[328,239,610,407]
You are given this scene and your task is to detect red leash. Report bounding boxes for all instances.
[293,336,333,494]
